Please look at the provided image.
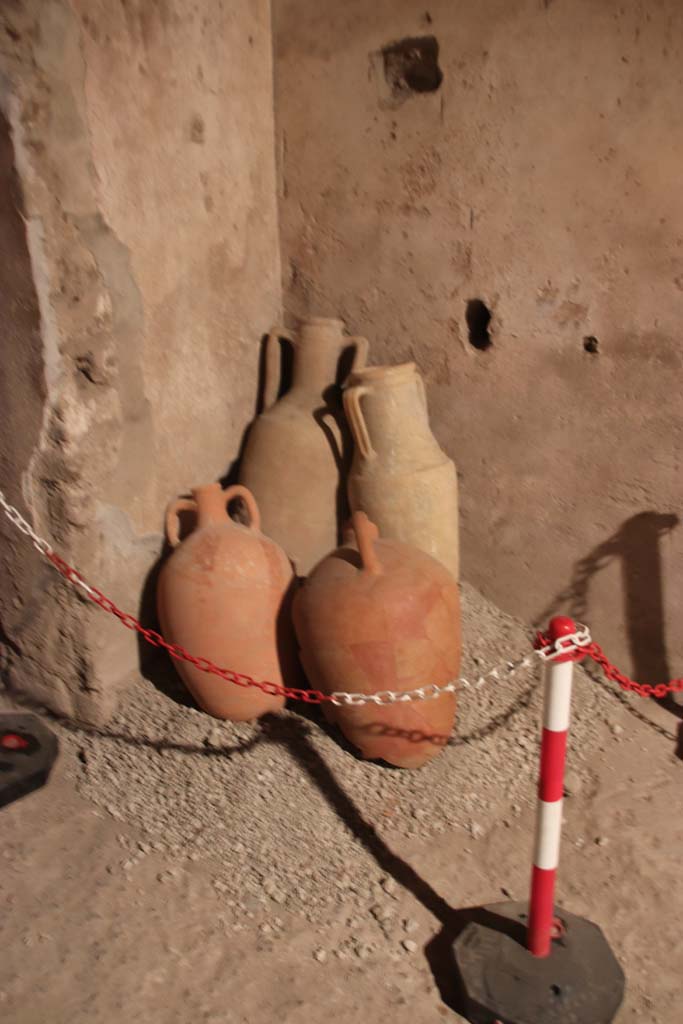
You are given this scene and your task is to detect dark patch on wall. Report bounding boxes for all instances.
[465,299,492,350]
[190,114,205,144]
[382,36,443,98]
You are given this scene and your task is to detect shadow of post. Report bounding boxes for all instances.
[257,713,530,1018]
[534,511,680,717]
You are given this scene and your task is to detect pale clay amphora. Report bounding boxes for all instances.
[239,317,368,575]
[343,362,459,579]
[293,512,461,769]
[156,483,296,721]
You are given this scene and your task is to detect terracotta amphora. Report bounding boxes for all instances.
[293,511,461,768]
[157,483,296,721]
[239,317,368,575]
[344,362,459,579]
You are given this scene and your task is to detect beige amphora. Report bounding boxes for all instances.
[343,362,459,578]
[239,317,368,575]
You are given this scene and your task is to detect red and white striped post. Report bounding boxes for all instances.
[527,615,585,958]
[453,614,625,1023]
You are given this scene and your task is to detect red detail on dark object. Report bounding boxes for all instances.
[539,728,568,802]
[1,733,30,750]
[528,864,556,958]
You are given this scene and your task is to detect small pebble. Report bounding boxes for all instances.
[403,918,419,935]
[595,836,609,847]
[381,876,398,897]
[313,947,327,963]
[402,939,418,953]
[204,729,223,749]
[371,904,393,922]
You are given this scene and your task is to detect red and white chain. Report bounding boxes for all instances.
[0,489,54,559]
[535,626,592,662]
[0,488,594,706]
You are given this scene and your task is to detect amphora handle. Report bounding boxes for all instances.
[165,498,198,548]
[348,335,369,374]
[343,385,376,461]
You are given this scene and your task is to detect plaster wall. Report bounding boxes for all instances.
[0,0,281,720]
[274,0,683,684]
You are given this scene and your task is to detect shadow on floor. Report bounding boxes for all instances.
[256,714,524,1018]
[534,511,681,719]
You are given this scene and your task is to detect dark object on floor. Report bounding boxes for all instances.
[452,901,625,1023]
[0,712,59,808]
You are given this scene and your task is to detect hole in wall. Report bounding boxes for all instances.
[465,299,492,351]
[382,36,443,97]
[583,335,599,354]
[550,984,563,998]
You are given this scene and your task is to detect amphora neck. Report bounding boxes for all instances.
[192,483,228,528]
[346,363,436,459]
[291,318,355,397]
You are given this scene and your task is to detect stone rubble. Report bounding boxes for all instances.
[53,582,606,961]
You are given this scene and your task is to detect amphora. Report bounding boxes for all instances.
[157,483,296,720]
[344,362,459,579]
[240,317,368,575]
[293,511,460,768]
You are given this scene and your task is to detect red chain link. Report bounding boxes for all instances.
[536,628,683,698]
[583,641,683,699]
[46,552,336,706]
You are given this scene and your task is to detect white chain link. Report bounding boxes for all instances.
[0,488,54,557]
[0,486,593,707]
[535,625,592,661]
[329,654,539,706]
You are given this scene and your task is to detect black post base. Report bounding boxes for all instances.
[452,901,625,1024]
[0,713,59,808]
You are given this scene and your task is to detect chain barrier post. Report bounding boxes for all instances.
[528,614,580,958]
[451,616,625,1024]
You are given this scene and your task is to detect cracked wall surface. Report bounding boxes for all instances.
[274,0,683,682]
[0,0,281,721]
